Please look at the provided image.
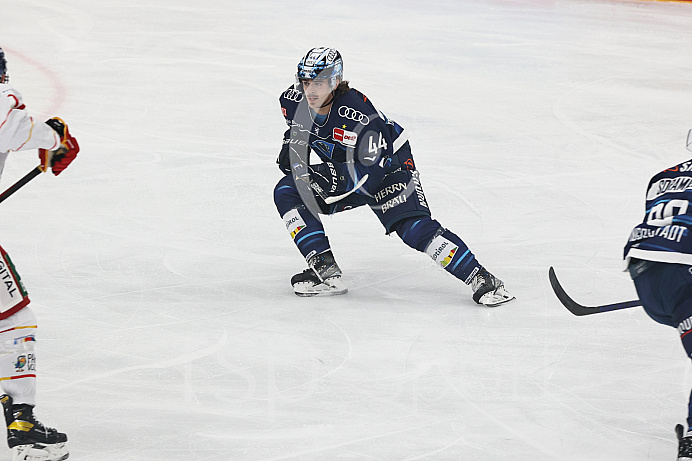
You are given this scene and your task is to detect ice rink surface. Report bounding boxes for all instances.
[2,0,692,459]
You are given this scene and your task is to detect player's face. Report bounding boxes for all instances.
[301,79,332,110]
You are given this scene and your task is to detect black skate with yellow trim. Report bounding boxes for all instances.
[0,394,68,461]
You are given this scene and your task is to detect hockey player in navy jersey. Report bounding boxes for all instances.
[624,155,692,460]
[273,47,514,306]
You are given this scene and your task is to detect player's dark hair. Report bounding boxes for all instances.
[334,80,350,97]
[0,48,7,83]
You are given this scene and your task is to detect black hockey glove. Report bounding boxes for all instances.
[308,162,351,195]
[276,142,292,175]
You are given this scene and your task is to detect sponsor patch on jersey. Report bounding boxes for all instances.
[647,176,692,200]
[678,314,692,337]
[0,249,29,314]
[14,355,26,372]
[14,335,35,346]
[14,353,34,374]
[425,235,459,269]
[283,209,306,240]
[311,140,335,159]
[333,127,358,146]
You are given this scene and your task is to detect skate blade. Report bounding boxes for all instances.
[12,442,68,461]
[293,281,348,297]
[478,288,515,307]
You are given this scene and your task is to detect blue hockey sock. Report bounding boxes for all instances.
[275,176,331,260]
[392,217,481,283]
[281,205,330,260]
[424,228,481,284]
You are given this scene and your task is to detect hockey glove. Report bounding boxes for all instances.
[38,117,79,176]
[309,162,351,195]
[276,145,291,175]
[277,142,294,175]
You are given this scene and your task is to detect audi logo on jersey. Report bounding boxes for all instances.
[283,88,303,102]
[338,106,370,125]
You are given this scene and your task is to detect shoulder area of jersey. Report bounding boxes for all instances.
[0,83,23,108]
[662,159,692,174]
[280,85,303,104]
[335,87,372,109]
[331,87,382,126]
[0,82,15,94]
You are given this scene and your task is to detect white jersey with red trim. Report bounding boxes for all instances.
[0,83,60,177]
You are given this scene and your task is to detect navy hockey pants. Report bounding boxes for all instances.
[630,259,692,427]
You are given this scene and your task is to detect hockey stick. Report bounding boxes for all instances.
[0,166,42,205]
[548,267,642,316]
[323,174,369,204]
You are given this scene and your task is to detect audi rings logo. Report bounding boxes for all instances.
[283,89,303,102]
[338,106,370,125]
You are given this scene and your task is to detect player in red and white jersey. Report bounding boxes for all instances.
[0,47,78,461]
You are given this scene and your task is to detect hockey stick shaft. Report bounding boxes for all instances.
[548,266,641,316]
[324,174,369,204]
[0,166,42,205]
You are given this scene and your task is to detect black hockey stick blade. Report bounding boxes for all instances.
[0,166,42,205]
[548,267,641,316]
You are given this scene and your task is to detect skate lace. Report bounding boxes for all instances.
[308,252,341,281]
[11,409,57,435]
[34,420,57,436]
[471,270,491,292]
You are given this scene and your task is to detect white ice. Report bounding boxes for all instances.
[2,0,692,459]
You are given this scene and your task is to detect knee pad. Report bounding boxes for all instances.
[392,217,442,252]
[274,176,303,217]
[275,175,332,217]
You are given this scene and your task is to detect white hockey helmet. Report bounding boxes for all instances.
[296,47,343,91]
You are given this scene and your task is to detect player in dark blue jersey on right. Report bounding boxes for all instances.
[273,47,514,307]
[624,154,692,460]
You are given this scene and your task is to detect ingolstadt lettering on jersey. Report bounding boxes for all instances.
[624,158,692,265]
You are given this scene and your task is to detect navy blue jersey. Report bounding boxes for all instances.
[625,159,692,265]
[277,85,408,195]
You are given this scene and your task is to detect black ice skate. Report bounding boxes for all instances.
[677,424,692,461]
[0,395,68,461]
[291,250,347,297]
[470,266,515,307]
